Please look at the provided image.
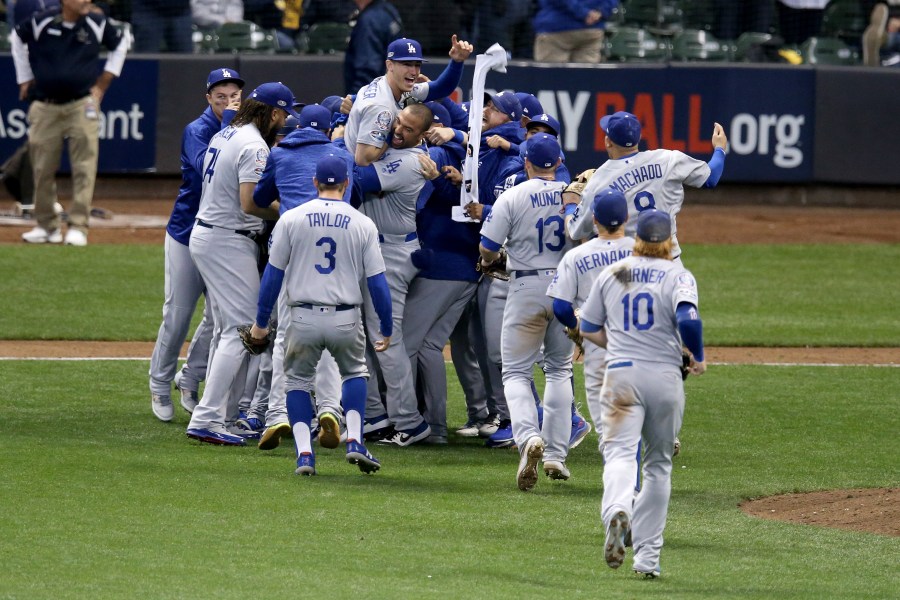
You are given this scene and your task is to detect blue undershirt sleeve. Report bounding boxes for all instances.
[253,158,278,208]
[676,302,704,362]
[480,235,502,252]
[366,273,393,337]
[354,164,382,195]
[580,318,602,334]
[425,60,464,101]
[221,109,236,128]
[256,264,285,328]
[703,147,726,188]
[552,298,578,329]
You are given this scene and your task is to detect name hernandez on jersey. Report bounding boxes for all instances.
[580,255,699,367]
[566,149,711,258]
[547,236,636,307]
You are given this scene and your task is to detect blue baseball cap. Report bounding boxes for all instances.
[425,101,452,126]
[300,104,332,130]
[525,133,560,169]
[387,38,428,62]
[591,188,628,227]
[515,92,543,119]
[321,95,343,115]
[206,67,244,92]
[278,116,300,137]
[484,91,521,121]
[636,209,672,242]
[316,154,348,185]
[249,82,301,118]
[525,113,560,137]
[600,111,642,148]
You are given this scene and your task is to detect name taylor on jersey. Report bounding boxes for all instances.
[306,211,352,230]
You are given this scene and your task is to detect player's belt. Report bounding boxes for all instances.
[513,269,557,278]
[294,303,356,312]
[607,361,633,370]
[378,232,418,244]
[39,94,89,105]
[196,219,259,240]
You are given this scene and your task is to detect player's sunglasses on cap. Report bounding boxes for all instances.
[484,91,521,121]
[591,188,628,227]
[387,38,428,62]
[249,82,302,118]
[207,67,245,92]
[600,111,642,148]
[525,133,560,169]
[316,154,348,185]
[525,113,560,137]
[300,104,332,131]
[636,209,672,242]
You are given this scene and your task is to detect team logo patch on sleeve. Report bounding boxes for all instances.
[256,148,268,165]
[369,130,388,143]
[677,273,696,288]
[375,111,393,130]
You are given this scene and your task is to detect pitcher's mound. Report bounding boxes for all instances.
[741,488,898,536]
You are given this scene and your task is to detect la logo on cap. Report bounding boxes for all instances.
[540,114,549,122]
[222,69,232,78]
[407,42,416,54]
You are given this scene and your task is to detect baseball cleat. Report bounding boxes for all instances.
[569,415,592,449]
[543,459,570,480]
[64,229,87,246]
[186,427,246,446]
[455,419,484,437]
[363,414,392,441]
[174,371,199,413]
[346,440,380,474]
[516,436,544,492]
[634,567,660,579]
[477,414,501,437]
[258,422,291,450]
[673,437,681,457]
[151,393,174,422]
[295,452,316,476]
[486,420,516,449]
[376,420,431,447]
[21,226,62,244]
[228,422,261,440]
[317,411,341,449]
[605,510,630,569]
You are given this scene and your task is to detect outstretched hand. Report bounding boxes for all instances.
[711,122,727,150]
[448,34,474,62]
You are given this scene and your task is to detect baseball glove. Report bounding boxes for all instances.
[237,323,276,356]
[565,325,584,360]
[476,248,510,281]
[681,349,692,380]
[563,168,596,199]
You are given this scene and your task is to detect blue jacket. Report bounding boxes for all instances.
[533,0,619,34]
[343,0,403,94]
[474,121,523,220]
[167,106,228,246]
[416,141,481,283]
[254,128,354,214]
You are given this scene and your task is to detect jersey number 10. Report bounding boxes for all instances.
[621,292,654,331]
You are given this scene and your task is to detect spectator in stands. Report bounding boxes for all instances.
[862,0,900,66]
[343,0,402,95]
[775,0,826,45]
[131,0,193,52]
[278,0,302,47]
[191,0,243,29]
[244,0,294,48]
[714,0,775,40]
[533,0,618,63]
[391,0,472,56]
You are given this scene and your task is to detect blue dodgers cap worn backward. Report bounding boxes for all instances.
[387,38,429,62]
[249,82,301,118]
[525,133,560,169]
[484,91,522,121]
[206,67,244,92]
[600,111,642,148]
[591,188,628,227]
[316,154,348,185]
[425,101,451,126]
[636,209,672,242]
[525,113,560,136]
[515,92,543,118]
[299,104,332,130]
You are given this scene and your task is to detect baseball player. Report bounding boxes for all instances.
[149,67,244,422]
[252,103,356,451]
[344,35,473,166]
[578,209,705,578]
[564,111,727,261]
[185,82,297,446]
[479,133,575,491]
[353,103,441,447]
[246,154,392,475]
[547,188,634,447]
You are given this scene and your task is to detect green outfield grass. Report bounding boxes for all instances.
[1,361,897,599]
[2,243,898,345]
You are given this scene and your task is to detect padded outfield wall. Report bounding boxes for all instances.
[0,54,898,186]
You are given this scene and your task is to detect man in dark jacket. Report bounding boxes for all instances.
[343,0,403,95]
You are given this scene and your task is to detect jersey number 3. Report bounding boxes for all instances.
[316,237,336,274]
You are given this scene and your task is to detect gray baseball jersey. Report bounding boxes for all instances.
[268,199,386,306]
[566,149,711,258]
[580,255,700,367]
[546,236,636,307]
[358,147,427,235]
[344,76,430,156]
[480,178,572,270]
[195,123,268,232]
